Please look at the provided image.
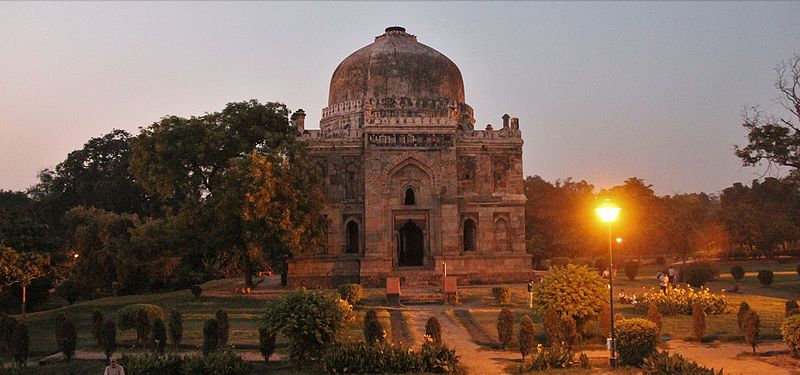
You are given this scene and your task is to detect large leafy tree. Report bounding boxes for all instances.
[720,177,800,256]
[29,129,153,225]
[602,178,669,258]
[524,176,600,260]
[130,100,325,286]
[0,246,49,314]
[0,191,58,254]
[736,54,800,170]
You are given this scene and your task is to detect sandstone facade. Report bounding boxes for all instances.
[288,27,532,288]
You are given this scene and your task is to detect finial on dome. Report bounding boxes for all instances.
[376,26,415,41]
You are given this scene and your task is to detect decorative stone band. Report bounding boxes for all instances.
[322,97,473,121]
[367,133,454,148]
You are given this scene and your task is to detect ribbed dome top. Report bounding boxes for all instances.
[328,27,465,106]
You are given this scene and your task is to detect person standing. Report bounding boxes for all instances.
[657,272,668,292]
[104,357,125,375]
[526,279,535,308]
[667,266,676,284]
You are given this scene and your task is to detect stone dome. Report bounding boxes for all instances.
[328,26,466,106]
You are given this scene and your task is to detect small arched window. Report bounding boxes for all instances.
[346,221,359,254]
[404,188,416,205]
[463,219,477,252]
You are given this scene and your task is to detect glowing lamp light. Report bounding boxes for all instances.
[596,201,621,223]
[615,237,623,244]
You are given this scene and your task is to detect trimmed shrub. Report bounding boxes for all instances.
[782,314,800,358]
[646,303,662,339]
[758,270,774,286]
[184,348,252,375]
[692,302,706,342]
[543,308,577,350]
[363,309,385,345]
[643,350,724,375]
[730,264,745,282]
[581,320,602,340]
[258,327,276,362]
[153,318,167,354]
[425,316,443,345]
[117,304,165,331]
[522,345,575,371]
[737,302,751,332]
[491,287,512,305]
[684,262,718,287]
[136,308,152,347]
[743,310,760,353]
[120,353,183,375]
[623,260,639,281]
[338,283,364,306]
[101,319,117,361]
[216,309,229,345]
[261,288,353,366]
[519,315,536,360]
[55,316,77,361]
[655,256,666,266]
[787,300,800,318]
[0,313,17,354]
[497,309,514,348]
[168,309,183,349]
[614,318,658,367]
[638,285,727,315]
[321,341,462,374]
[92,310,104,347]
[12,323,29,366]
[120,349,251,375]
[550,257,571,267]
[191,284,203,297]
[533,264,607,325]
[203,319,220,355]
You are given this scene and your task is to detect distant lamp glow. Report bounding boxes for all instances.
[73,253,80,259]
[596,201,621,223]
[615,237,623,244]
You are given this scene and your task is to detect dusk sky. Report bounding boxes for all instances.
[2,2,799,195]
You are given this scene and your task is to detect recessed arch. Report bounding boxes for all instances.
[404,187,416,205]
[463,218,477,252]
[345,220,360,254]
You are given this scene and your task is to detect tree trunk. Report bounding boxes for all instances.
[243,247,254,288]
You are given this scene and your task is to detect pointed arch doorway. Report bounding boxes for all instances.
[397,220,424,266]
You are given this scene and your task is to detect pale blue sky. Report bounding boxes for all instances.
[1,1,799,194]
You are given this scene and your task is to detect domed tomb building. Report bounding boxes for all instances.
[288,27,532,287]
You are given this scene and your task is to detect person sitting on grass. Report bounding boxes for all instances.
[618,289,630,304]
[104,357,125,375]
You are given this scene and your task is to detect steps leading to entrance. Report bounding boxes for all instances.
[400,287,444,304]
[395,269,442,288]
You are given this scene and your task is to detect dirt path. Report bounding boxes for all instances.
[404,305,520,374]
[666,340,794,375]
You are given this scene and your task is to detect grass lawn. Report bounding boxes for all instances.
[11,281,381,357]
[0,359,319,375]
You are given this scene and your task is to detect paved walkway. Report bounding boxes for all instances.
[666,340,793,375]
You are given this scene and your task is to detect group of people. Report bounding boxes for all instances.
[657,266,678,292]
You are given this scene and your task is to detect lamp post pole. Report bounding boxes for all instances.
[608,222,616,368]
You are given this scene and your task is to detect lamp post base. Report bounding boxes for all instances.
[609,356,617,368]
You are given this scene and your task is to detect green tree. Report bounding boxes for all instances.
[720,178,800,256]
[735,54,800,171]
[0,246,49,314]
[524,176,599,260]
[130,101,325,287]
[29,129,154,222]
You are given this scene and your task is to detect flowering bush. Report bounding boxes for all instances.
[517,344,576,372]
[321,338,462,374]
[533,264,607,324]
[636,285,727,315]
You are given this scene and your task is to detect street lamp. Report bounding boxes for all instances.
[596,199,620,368]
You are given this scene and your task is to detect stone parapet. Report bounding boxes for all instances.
[287,256,360,288]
